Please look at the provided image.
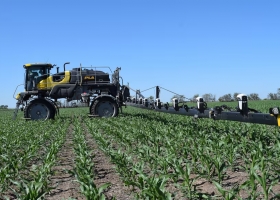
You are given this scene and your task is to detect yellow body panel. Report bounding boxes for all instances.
[37,71,71,90]
[277,115,280,127]
[16,93,21,100]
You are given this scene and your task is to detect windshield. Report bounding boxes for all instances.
[27,67,46,79]
[25,66,48,91]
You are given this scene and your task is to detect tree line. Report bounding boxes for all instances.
[169,88,280,102]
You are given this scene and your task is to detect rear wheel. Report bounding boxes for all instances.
[91,97,119,117]
[122,86,130,102]
[24,99,55,120]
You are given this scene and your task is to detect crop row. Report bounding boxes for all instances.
[0,111,69,199]
[85,107,280,199]
[1,103,280,199]
[71,117,111,199]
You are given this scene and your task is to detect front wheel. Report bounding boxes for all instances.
[24,99,55,120]
[91,97,119,117]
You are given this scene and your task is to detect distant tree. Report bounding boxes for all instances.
[218,94,233,102]
[148,96,154,101]
[170,94,185,102]
[192,94,199,102]
[202,93,216,102]
[248,93,260,100]
[233,92,240,101]
[267,88,280,100]
[267,93,278,100]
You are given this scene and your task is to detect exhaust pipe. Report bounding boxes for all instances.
[64,62,70,71]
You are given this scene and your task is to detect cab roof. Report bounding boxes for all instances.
[23,63,53,69]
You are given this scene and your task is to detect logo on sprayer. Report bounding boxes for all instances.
[84,76,95,80]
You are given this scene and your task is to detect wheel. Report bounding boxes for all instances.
[45,98,59,116]
[24,99,55,120]
[91,97,119,117]
[121,86,130,102]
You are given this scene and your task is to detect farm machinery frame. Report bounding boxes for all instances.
[13,62,130,120]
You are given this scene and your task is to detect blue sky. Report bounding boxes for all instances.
[0,0,279,108]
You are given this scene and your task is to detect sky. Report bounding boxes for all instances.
[0,0,280,108]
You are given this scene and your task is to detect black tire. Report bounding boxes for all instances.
[91,97,119,117]
[24,99,56,120]
[122,86,130,102]
[45,98,59,116]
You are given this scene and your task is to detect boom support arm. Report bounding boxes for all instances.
[126,92,280,127]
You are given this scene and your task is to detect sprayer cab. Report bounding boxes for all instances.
[23,62,72,91]
[23,63,53,91]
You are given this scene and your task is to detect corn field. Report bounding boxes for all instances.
[1,101,280,199]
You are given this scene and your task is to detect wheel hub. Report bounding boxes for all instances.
[28,102,50,120]
[97,101,114,117]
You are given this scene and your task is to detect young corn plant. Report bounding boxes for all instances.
[197,148,214,181]
[212,154,227,184]
[213,181,242,200]
[252,157,277,200]
[241,159,260,199]
[133,168,173,200]
[9,180,50,200]
[168,158,197,199]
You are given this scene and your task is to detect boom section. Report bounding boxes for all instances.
[126,91,280,127]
